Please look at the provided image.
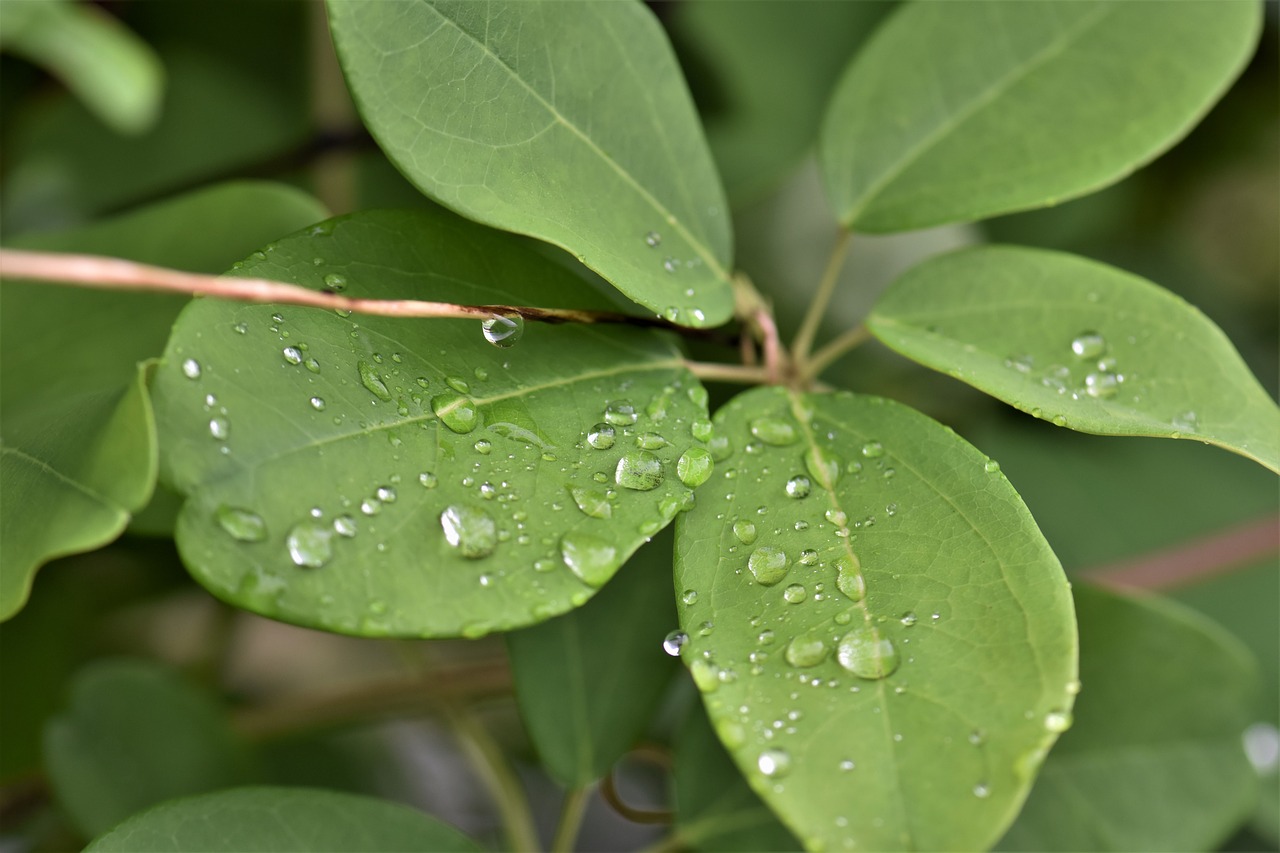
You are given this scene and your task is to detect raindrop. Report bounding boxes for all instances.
[662,630,687,656]
[690,418,714,442]
[603,401,638,426]
[560,531,620,587]
[1044,710,1073,733]
[587,423,616,449]
[309,396,326,411]
[972,783,991,799]
[233,323,248,335]
[304,358,321,374]
[360,498,382,516]
[376,486,397,503]
[749,417,798,446]
[446,376,470,394]
[569,486,612,519]
[333,515,357,538]
[645,231,661,247]
[1084,372,1118,398]
[286,521,334,569]
[440,504,498,558]
[358,361,392,401]
[900,612,917,627]
[432,393,479,433]
[984,459,1001,474]
[785,475,812,499]
[860,441,884,458]
[825,508,848,527]
[1070,332,1106,359]
[804,448,843,485]
[615,451,664,491]
[799,549,819,566]
[474,438,493,455]
[181,358,202,379]
[836,625,899,680]
[418,471,439,489]
[785,632,829,667]
[835,557,864,603]
[681,589,699,605]
[690,659,719,693]
[757,748,792,778]
[209,417,230,440]
[482,313,524,348]
[215,505,267,542]
[282,346,303,365]
[637,432,668,450]
[323,273,347,291]
[783,583,807,604]
[708,435,733,461]
[747,546,790,585]
[677,447,714,488]
[662,257,678,273]
[732,519,758,544]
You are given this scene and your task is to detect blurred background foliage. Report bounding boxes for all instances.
[0,1,1275,850]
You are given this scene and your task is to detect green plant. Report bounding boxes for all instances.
[1,2,1276,851]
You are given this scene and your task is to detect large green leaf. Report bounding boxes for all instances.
[325,0,733,328]
[998,585,1258,851]
[669,1,892,208]
[820,0,1262,232]
[673,387,1077,851]
[867,245,1280,472]
[153,207,710,639]
[0,182,329,621]
[507,529,678,787]
[45,659,253,838]
[85,787,478,852]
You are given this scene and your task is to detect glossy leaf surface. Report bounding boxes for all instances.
[820,0,1261,232]
[153,207,709,638]
[326,0,733,327]
[85,786,478,852]
[507,530,678,787]
[45,659,252,837]
[867,245,1280,472]
[999,585,1258,851]
[674,387,1077,851]
[0,182,328,621]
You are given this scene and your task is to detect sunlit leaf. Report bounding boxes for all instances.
[674,387,1077,851]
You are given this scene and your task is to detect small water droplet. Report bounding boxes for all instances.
[677,447,714,488]
[799,549,819,566]
[333,515,357,537]
[748,546,790,585]
[560,531,620,587]
[662,257,679,273]
[860,440,884,459]
[215,505,266,542]
[804,448,843,485]
[233,322,249,335]
[681,589,699,606]
[474,438,493,455]
[825,508,848,527]
[358,360,392,401]
[323,273,347,291]
[282,346,303,365]
[782,583,807,604]
[749,417,798,446]
[569,486,612,519]
[181,358,202,379]
[360,498,382,516]
[984,459,1001,474]
[900,612,917,627]
[209,417,230,440]
[972,783,991,799]
[309,396,326,411]
[785,475,812,499]
[637,432,668,450]
[375,486,397,503]
[418,471,438,489]
[733,519,758,544]
[287,521,334,568]
[616,451,664,491]
[707,435,733,461]
[662,630,687,656]
[1044,710,1073,733]
[645,231,661,248]
[785,631,829,667]
[440,504,497,558]
[757,748,792,778]
[482,313,524,348]
[836,625,899,680]
[587,423,616,450]
[604,401,638,426]
[432,393,479,433]
[1084,371,1118,398]
[1070,332,1106,359]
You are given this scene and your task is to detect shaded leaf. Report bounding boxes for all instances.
[45,659,253,838]
[85,786,478,852]
[867,245,1280,472]
[820,0,1262,232]
[507,528,678,787]
[325,0,733,327]
[0,182,329,621]
[674,387,1077,851]
[997,585,1258,851]
[153,207,710,638]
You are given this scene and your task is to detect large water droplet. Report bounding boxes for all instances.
[836,625,899,680]
[616,451,664,491]
[749,417,798,446]
[440,504,497,558]
[604,401,638,426]
[834,554,865,601]
[560,531,619,587]
[482,313,524,348]
[358,360,392,401]
[432,393,479,433]
[747,546,790,585]
[215,505,266,542]
[757,748,792,778]
[181,358,201,379]
[677,447,714,488]
[569,486,612,519]
[785,631,829,668]
[732,519,757,544]
[804,448,843,485]
[287,521,333,568]
[662,630,687,656]
[1070,332,1106,359]
[785,475,812,499]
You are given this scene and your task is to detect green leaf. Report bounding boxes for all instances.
[45,659,253,838]
[669,1,893,207]
[0,0,163,136]
[998,585,1259,851]
[507,528,678,787]
[85,786,479,852]
[0,182,329,621]
[325,0,733,328]
[673,387,1077,851]
[867,245,1280,472]
[673,702,800,852]
[152,207,710,639]
[820,0,1262,232]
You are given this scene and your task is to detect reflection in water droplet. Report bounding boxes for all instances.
[785,632,828,667]
[662,630,687,656]
[785,475,812,499]
[309,396,326,411]
[482,313,524,348]
[1070,332,1106,359]
[432,393,479,433]
[637,432,668,450]
[287,521,334,568]
[182,358,202,379]
[209,417,230,440]
[749,417,798,446]
[757,748,792,778]
[782,583,807,604]
[604,401,638,426]
[215,505,267,542]
[587,423,616,450]
[677,447,714,488]
[836,625,899,680]
[440,504,497,558]
[282,346,303,365]
[560,531,619,587]
[569,486,612,519]
[358,361,392,401]
[732,519,757,544]
[418,471,439,489]
[748,546,790,585]
[616,451,664,491]
[333,515,357,537]
[1084,372,1118,398]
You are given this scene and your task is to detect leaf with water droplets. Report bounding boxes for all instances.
[673,387,1077,850]
[506,530,678,787]
[153,207,710,638]
[325,0,733,327]
[867,246,1280,473]
[0,182,328,622]
[820,1,1261,231]
[84,786,480,852]
[998,584,1259,851]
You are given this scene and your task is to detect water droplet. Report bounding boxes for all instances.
[419,471,438,489]
[785,631,829,667]
[900,612,917,627]
[209,417,230,440]
[757,748,792,778]
[984,459,1001,474]
[804,448,843,485]
[323,273,347,291]
[474,438,493,455]
[836,625,899,680]
[440,505,497,558]
[1044,710,1073,733]
[358,361,392,401]
[333,515,357,537]
[662,630,687,656]
[604,401,638,426]
[707,435,733,461]
[445,375,470,394]
[233,322,249,335]
[482,313,524,348]
[637,432,668,450]
[835,557,865,603]
[282,346,303,365]
[969,729,986,746]
[860,440,884,459]
[782,583,807,604]
[681,589,699,606]
[360,498,382,516]
[375,486,397,503]
[733,519,758,544]
[569,486,612,519]
[215,506,266,542]
[690,658,719,693]
[677,447,714,488]
[432,393,479,433]
[825,508,848,527]
[309,396,326,411]
[662,257,679,273]
[1172,410,1199,432]
[799,549,819,566]
[1084,371,1118,398]
[560,531,620,587]
[1070,332,1106,359]
[287,521,334,568]
[972,783,991,799]
[181,358,202,379]
[645,231,661,247]
[616,451,664,491]
[586,423,616,450]
[747,546,790,585]
[785,475,812,499]
[749,417,798,446]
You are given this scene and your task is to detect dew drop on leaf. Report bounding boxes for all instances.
[309,396,326,411]
[559,530,620,587]
[282,346,303,365]
[732,519,758,544]
[615,451,664,491]
[568,486,612,519]
[804,447,843,485]
[418,471,438,489]
[482,313,524,348]
[757,748,792,778]
[586,423,616,449]
[358,360,392,401]
[215,505,267,542]
[690,418,714,441]
[662,629,687,656]
[836,624,900,680]
[834,555,866,602]
[785,631,829,668]
[431,392,479,433]
[1084,371,1119,398]
[782,583,807,604]
[286,521,334,569]
[604,400,638,426]
[1044,710,1073,732]
[323,273,347,291]
[440,504,497,558]
[181,358,201,379]
[332,515,357,538]
[637,432,668,450]
[676,447,714,487]
[749,416,798,446]
[860,440,884,459]
[747,546,790,585]
[645,230,661,247]
[785,475,812,498]
[1070,331,1106,359]
[208,417,230,440]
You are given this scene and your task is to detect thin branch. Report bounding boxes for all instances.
[685,361,771,385]
[754,308,785,384]
[791,229,853,366]
[444,706,543,853]
[550,786,592,853]
[803,325,871,382]
[600,771,672,825]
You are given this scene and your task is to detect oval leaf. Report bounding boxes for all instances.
[674,387,1077,851]
[820,0,1262,232]
[867,245,1280,473]
[85,786,478,852]
[45,659,252,838]
[325,0,733,328]
[152,207,710,638]
[999,584,1259,851]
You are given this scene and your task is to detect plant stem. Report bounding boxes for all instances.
[791,229,853,366]
[803,325,871,382]
[550,786,592,853]
[685,361,771,385]
[637,833,685,853]
[445,706,543,853]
